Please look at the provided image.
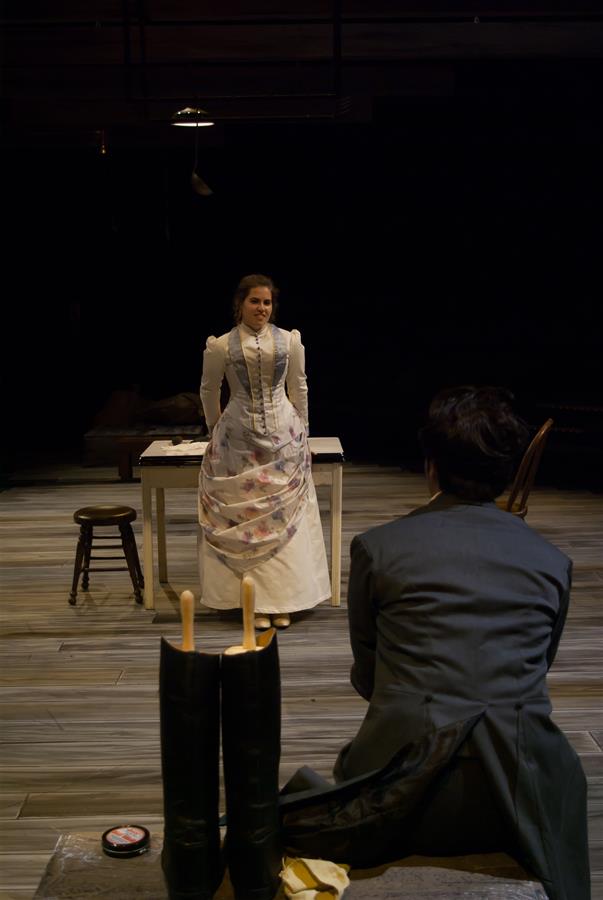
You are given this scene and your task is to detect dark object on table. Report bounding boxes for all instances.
[84,388,207,479]
[140,392,203,426]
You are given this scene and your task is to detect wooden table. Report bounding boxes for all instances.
[84,425,205,479]
[140,438,344,611]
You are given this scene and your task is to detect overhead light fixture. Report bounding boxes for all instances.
[171,107,215,195]
[171,107,214,127]
[171,108,215,194]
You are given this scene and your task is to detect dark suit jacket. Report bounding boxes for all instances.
[338,493,589,900]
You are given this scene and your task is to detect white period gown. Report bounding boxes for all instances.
[197,322,331,613]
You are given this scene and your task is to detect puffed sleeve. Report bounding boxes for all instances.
[286,329,309,428]
[200,336,225,430]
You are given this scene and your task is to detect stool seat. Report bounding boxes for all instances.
[74,505,137,526]
[69,505,143,605]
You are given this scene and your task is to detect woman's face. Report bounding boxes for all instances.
[240,286,273,330]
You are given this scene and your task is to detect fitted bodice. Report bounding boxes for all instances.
[225,324,289,434]
[200,323,308,437]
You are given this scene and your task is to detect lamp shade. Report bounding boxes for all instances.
[172,107,214,127]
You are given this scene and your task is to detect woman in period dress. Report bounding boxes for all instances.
[198,273,331,629]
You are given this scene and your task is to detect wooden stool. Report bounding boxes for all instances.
[69,505,144,605]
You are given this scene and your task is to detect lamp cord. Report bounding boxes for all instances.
[193,121,199,174]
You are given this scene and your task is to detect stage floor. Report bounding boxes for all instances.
[1,461,601,897]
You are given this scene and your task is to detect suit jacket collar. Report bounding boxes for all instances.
[408,492,497,518]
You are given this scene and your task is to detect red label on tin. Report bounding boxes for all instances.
[106,826,146,846]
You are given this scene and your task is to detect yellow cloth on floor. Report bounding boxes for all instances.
[280,856,350,899]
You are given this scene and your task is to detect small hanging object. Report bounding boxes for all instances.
[191,123,213,196]
[191,169,213,196]
[98,129,108,156]
[225,576,261,655]
[176,108,214,196]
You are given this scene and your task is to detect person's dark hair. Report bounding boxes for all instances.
[419,385,529,501]
[232,273,279,324]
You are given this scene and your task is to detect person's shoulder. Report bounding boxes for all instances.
[272,325,304,348]
[204,332,230,351]
[273,325,299,338]
[353,513,417,554]
[272,323,302,336]
[442,501,572,571]
[467,501,570,558]
[354,499,484,551]
[511,514,571,568]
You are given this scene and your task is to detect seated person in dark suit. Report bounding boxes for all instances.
[281,386,590,900]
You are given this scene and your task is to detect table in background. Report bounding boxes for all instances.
[84,425,205,480]
[140,437,344,611]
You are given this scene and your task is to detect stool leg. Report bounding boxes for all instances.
[132,530,144,589]
[120,524,143,604]
[126,524,144,595]
[69,525,86,606]
[81,525,93,590]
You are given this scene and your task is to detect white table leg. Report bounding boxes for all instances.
[157,488,168,583]
[330,463,342,607]
[142,476,155,610]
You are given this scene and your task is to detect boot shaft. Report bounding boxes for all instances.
[160,638,223,899]
[222,629,282,900]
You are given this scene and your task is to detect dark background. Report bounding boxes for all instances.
[2,6,602,485]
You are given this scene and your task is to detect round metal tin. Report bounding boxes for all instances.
[101,825,150,859]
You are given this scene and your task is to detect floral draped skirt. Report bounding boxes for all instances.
[198,406,330,613]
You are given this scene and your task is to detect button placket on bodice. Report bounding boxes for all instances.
[241,325,278,435]
[254,330,267,435]
[224,323,293,437]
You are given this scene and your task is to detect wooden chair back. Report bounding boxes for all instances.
[502,418,554,518]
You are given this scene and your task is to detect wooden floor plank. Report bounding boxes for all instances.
[1,462,601,896]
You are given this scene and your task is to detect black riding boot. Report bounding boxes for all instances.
[221,628,282,900]
[159,637,223,899]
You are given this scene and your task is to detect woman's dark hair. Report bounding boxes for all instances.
[419,385,529,501]
[232,273,279,324]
